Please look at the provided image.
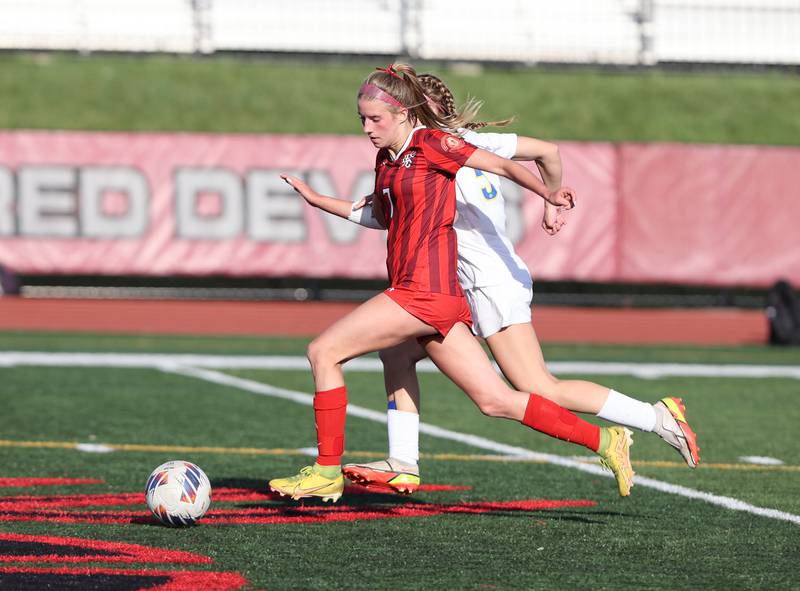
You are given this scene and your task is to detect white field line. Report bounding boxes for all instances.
[2,351,800,380]
[168,365,800,526]
[3,350,798,523]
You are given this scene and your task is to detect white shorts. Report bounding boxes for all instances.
[463,282,533,339]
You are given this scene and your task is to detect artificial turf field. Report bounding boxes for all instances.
[1,331,799,590]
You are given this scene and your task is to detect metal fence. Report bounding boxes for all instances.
[0,0,798,65]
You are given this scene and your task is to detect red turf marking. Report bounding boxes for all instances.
[0,532,211,564]
[193,499,598,525]
[0,492,145,510]
[0,496,596,525]
[0,566,247,591]
[0,486,596,525]
[0,478,104,488]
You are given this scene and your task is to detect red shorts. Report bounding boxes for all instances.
[384,286,472,337]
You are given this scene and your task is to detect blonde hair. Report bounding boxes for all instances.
[418,73,515,131]
[358,63,452,132]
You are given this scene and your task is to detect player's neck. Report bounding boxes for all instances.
[388,123,416,158]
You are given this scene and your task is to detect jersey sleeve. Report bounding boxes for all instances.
[421,129,478,175]
[461,129,518,159]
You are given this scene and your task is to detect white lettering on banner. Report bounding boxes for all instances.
[246,170,305,242]
[18,166,78,237]
[174,168,376,243]
[2,163,522,244]
[80,167,149,239]
[175,168,243,239]
[11,166,150,239]
[0,167,12,235]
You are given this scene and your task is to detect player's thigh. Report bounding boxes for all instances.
[422,323,517,413]
[485,323,556,394]
[311,293,436,365]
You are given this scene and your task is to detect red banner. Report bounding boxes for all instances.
[618,143,800,285]
[0,131,798,286]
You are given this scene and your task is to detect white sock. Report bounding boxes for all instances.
[597,389,657,432]
[387,408,419,465]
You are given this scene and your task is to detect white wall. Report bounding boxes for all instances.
[0,0,797,65]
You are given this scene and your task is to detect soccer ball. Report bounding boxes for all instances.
[145,460,211,526]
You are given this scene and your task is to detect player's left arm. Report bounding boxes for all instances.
[513,137,565,235]
[513,137,562,189]
[463,148,575,209]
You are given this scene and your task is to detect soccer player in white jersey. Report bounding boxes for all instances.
[312,73,700,494]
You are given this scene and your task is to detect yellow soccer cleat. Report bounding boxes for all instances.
[268,465,344,503]
[597,426,635,497]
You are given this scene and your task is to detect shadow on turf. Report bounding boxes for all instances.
[210,477,643,523]
[528,509,646,524]
[213,476,417,507]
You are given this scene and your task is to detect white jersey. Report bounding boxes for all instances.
[455,130,532,289]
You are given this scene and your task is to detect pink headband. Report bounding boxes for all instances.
[358,82,406,109]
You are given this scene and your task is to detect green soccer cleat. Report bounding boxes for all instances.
[343,457,420,494]
[654,396,700,468]
[598,426,635,497]
[268,465,344,503]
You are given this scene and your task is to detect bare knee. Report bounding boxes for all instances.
[474,393,510,418]
[307,337,340,374]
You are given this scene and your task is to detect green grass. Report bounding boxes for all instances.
[1,331,799,589]
[2,52,799,145]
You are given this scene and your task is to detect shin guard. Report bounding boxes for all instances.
[314,386,348,466]
[522,393,600,452]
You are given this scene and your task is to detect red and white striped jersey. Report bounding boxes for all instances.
[374,127,477,295]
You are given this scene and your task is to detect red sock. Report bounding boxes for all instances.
[314,386,348,466]
[522,394,600,452]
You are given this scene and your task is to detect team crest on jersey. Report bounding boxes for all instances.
[401,151,416,168]
[441,134,465,152]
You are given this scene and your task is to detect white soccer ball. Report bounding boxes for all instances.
[145,460,211,526]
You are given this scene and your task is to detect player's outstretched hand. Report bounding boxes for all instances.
[542,204,567,235]
[280,174,318,204]
[546,187,576,209]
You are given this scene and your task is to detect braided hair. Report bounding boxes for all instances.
[418,73,515,131]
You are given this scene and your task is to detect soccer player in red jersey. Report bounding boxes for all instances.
[339,74,699,494]
[269,63,634,503]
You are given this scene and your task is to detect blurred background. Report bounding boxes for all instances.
[1,0,799,345]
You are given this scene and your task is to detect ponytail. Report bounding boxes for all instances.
[418,73,515,131]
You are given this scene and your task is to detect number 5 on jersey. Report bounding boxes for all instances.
[474,169,498,200]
